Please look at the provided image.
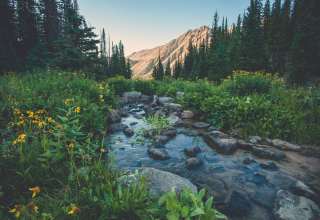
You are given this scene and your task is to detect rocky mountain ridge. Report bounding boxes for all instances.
[128,26,210,79]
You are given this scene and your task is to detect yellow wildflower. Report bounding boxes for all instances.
[9,205,22,218]
[14,108,21,116]
[27,202,39,213]
[13,133,27,145]
[67,142,75,150]
[29,186,40,198]
[47,117,54,123]
[67,204,80,215]
[64,99,73,105]
[27,111,34,118]
[74,107,81,113]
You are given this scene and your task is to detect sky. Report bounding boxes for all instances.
[78,0,251,55]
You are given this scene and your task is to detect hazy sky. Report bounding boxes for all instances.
[78,0,250,55]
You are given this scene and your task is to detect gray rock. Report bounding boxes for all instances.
[158,97,174,105]
[184,147,201,157]
[192,122,211,129]
[181,110,194,119]
[151,95,159,106]
[161,129,177,138]
[148,148,170,160]
[249,136,262,144]
[139,167,197,197]
[122,91,142,103]
[290,180,317,202]
[155,135,171,146]
[140,95,151,103]
[164,103,183,112]
[108,109,121,123]
[274,190,320,220]
[186,157,202,169]
[238,139,254,150]
[251,146,286,161]
[209,137,239,154]
[208,130,229,139]
[272,139,302,152]
[123,127,134,137]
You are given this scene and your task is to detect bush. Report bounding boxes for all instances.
[220,71,284,96]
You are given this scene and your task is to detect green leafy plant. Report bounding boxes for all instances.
[158,189,227,220]
[144,115,170,136]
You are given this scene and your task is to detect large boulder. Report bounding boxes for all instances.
[164,103,183,112]
[272,139,302,152]
[205,136,239,154]
[140,168,197,197]
[122,91,142,104]
[273,190,320,220]
[251,146,286,161]
[186,157,202,169]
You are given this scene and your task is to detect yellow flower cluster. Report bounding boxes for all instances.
[74,107,81,113]
[64,98,74,105]
[67,204,80,215]
[12,133,27,145]
[13,109,55,129]
[29,186,41,198]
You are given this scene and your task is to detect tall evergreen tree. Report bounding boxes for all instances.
[17,0,39,63]
[239,0,266,71]
[152,51,164,80]
[0,0,17,72]
[164,58,172,78]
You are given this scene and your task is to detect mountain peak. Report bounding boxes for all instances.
[128,26,210,79]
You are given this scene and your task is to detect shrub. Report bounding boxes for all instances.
[220,71,284,96]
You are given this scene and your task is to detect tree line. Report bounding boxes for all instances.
[153,0,320,84]
[0,0,131,78]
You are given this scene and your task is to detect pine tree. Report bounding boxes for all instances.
[17,0,39,64]
[0,0,17,72]
[152,51,164,80]
[263,0,272,71]
[287,0,320,83]
[239,0,266,71]
[164,58,172,78]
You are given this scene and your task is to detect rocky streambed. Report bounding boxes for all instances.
[105,91,320,220]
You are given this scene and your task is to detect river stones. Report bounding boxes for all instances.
[164,103,182,112]
[207,137,239,154]
[158,96,174,105]
[184,146,201,157]
[251,146,286,161]
[271,139,302,152]
[249,135,262,144]
[161,128,177,138]
[192,122,211,129]
[148,148,170,160]
[181,110,194,119]
[123,127,134,137]
[155,135,170,146]
[273,190,320,220]
[186,157,202,169]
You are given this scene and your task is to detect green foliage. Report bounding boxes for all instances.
[158,189,227,220]
[219,71,284,96]
[144,115,170,136]
[108,72,320,145]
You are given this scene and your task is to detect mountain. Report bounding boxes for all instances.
[128,26,210,79]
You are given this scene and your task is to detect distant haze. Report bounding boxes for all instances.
[78,0,250,55]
